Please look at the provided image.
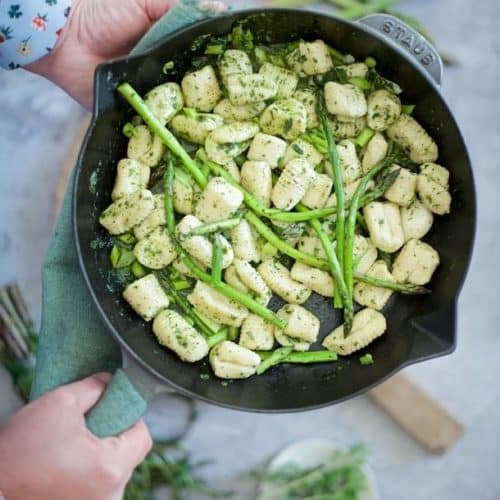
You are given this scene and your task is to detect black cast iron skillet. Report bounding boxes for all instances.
[74,9,476,412]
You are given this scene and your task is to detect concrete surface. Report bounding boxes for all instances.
[1,0,499,498]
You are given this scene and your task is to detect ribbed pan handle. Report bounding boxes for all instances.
[359,13,443,88]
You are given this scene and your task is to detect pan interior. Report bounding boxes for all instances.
[74,10,475,411]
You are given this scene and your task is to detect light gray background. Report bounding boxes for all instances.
[1,0,499,498]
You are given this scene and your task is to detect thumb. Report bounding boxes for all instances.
[141,0,178,23]
[57,373,112,414]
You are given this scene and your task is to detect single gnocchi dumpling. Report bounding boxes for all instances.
[330,115,367,140]
[170,112,224,145]
[194,176,244,223]
[176,215,233,269]
[297,233,326,259]
[260,99,308,141]
[400,198,434,241]
[290,261,335,297]
[258,259,311,304]
[134,226,177,269]
[214,99,267,122]
[226,73,278,106]
[240,160,273,208]
[153,309,209,362]
[232,259,271,306]
[336,139,362,184]
[111,159,150,201]
[417,163,451,215]
[259,62,299,98]
[276,304,320,343]
[134,194,166,240]
[239,314,275,351]
[247,133,287,169]
[353,234,378,274]
[293,88,319,129]
[218,49,253,79]
[387,114,438,164]
[173,176,195,215]
[144,82,184,124]
[301,173,333,209]
[364,201,405,253]
[322,308,387,355]
[384,166,417,207]
[366,90,402,131]
[181,65,221,112]
[362,132,388,173]
[392,239,440,285]
[224,265,249,293]
[272,159,316,210]
[209,341,260,379]
[205,122,259,165]
[127,125,165,167]
[100,189,155,235]
[283,138,324,168]
[337,62,369,79]
[189,281,248,327]
[286,40,334,76]
[123,274,169,321]
[230,219,261,262]
[354,260,394,310]
[324,82,367,119]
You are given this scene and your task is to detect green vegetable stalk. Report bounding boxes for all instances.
[178,217,242,240]
[257,347,293,375]
[318,98,346,310]
[211,234,223,285]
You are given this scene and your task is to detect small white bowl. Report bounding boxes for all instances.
[258,437,380,500]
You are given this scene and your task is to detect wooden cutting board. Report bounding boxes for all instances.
[57,116,464,455]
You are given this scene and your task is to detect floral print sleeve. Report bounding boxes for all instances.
[0,1,71,69]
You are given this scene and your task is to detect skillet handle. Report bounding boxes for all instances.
[408,301,457,363]
[359,13,443,88]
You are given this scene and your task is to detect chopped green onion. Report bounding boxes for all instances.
[402,104,416,115]
[122,122,137,139]
[182,107,198,118]
[110,245,135,269]
[205,44,224,55]
[172,280,191,291]
[328,46,345,65]
[131,261,147,279]
[162,61,174,74]
[117,232,137,246]
[365,56,377,68]
[360,353,374,365]
[228,326,239,342]
[348,76,372,91]
[355,127,375,148]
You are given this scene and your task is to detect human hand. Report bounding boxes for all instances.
[27,0,177,110]
[0,373,152,500]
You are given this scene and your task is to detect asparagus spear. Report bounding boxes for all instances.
[344,145,396,304]
[118,83,208,188]
[354,273,430,295]
[318,98,346,310]
[256,347,293,375]
[163,164,286,329]
[178,217,242,240]
[211,234,223,285]
[258,349,338,364]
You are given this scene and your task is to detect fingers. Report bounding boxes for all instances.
[57,373,111,413]
[104,419,153,470]
[142,0,178,23]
